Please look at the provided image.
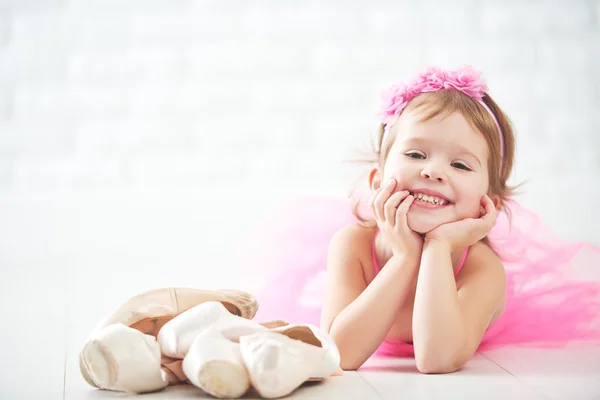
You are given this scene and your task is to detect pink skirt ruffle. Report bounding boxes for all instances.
[238,196,600,356]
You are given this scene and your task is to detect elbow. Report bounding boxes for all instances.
[329,333,365,371]
[335,341,366,371]
[415,347,467,374]
[414,334,470,374]
[416,358,463,374]
[339,358,362,371]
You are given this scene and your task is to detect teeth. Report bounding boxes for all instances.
[414,193,446,205]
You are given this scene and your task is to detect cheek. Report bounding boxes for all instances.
[462,195,482,218]
[384,164,412,188]
[456,185,486,218]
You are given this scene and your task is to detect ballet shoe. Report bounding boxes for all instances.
[269,323,341,380]
[159,301,267,398]
[80,287,257,390]
[157,301,267,359]
[182,326,252,398]
[239,324,341,398]
[160,302,340,398]
[79,323,169,393]
[90,287,257,336]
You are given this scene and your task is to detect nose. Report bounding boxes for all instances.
[420,161,447,183]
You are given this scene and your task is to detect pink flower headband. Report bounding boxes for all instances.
[379,66,504,167]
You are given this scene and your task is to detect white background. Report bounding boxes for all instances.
[1,0,599,293]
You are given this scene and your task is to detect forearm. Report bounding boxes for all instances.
[329,255,419,370]
[412,240,467,372]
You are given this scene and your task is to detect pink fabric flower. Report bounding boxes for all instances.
[442,65,488,100]
[378,65,490,125]
[379,83,410,126]
[409,66,446,93]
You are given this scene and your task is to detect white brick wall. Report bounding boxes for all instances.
[1,1,599,286]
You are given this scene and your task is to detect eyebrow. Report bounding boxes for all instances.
[399,137,483,167]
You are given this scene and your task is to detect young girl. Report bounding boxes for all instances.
[243,66,600,373]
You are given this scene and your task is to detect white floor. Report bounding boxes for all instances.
[7,302,600,400]
[1,190,600,399]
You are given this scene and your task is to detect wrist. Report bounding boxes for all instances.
[423,237,452,253]
[388,253,420,270]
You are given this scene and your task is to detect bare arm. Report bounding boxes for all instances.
[320,227,419,370]
[412,240,506,373]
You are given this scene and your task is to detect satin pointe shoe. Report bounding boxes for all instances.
[80,287,258,392]
[183,326,252,398]
[239,324,341,399]
[79,323,169,393]
[269,323,341,380]
[157,301,267,359]
[87,287,258,336]
[158,301,268,398]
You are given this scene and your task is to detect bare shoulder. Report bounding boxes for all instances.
[329,223,374,251]
[327,223,375,277]
[458,241,505,278]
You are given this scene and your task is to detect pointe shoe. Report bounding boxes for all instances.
[182,326,251,399]
[80,287,257,390]
[90,287,258,336]
[79,324,169,393]
[159,301,267,398]
[270,323,341,380]
[239,324,341,399]
[158,301,267,359]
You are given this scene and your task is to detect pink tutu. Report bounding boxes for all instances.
[239,196,600,356]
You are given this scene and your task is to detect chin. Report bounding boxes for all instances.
[406,213,444,234]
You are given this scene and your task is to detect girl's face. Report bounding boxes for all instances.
[376,110,491,234]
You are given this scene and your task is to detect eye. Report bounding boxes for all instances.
[452,162,472,171]
[405,151,425,159]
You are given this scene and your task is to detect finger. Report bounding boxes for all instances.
[481,195,497,218]
[373,179,396,220]
[481,194,496,212]
[395,194,415,227]
[384,190,409,223]
[476,195,491,218]
[486,195,497,214]
[369,187,383,214]
[478,196,498,230]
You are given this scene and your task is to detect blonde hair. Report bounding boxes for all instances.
[349,89,519,239]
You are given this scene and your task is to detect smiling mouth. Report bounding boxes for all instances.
[410,192,452,206]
